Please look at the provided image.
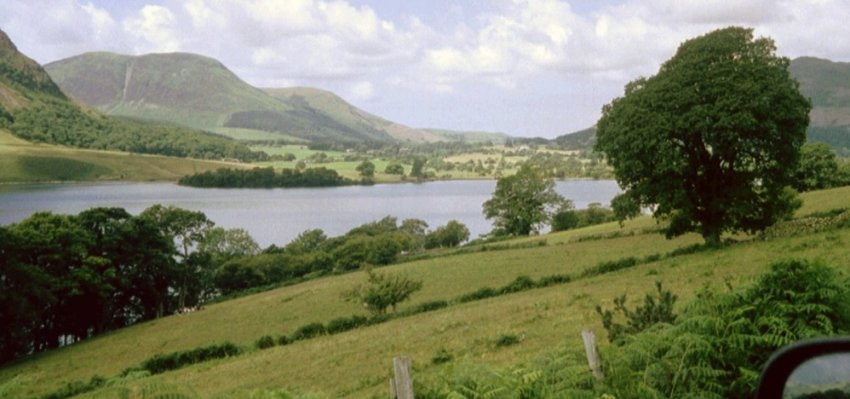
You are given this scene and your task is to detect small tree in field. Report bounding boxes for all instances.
[356,160,375,183]
[595,27,810,244]
[344,268,423,314]
[792,143,842,191]
[424,220,470,248]
[483,164,569,236]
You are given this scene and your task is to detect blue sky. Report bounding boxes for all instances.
[2,0,848,137]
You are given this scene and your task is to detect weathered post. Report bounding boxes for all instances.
[581,329,604,381]
[390,356,414,399]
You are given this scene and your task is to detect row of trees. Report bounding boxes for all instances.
[216,217,469,294]
[178,167,353,188]
[0,203,473,363]
[0,205,259,363]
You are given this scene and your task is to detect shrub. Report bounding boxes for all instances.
[424,220,470,249]
[255,335,276,350]
[498,275,535,294]
[458,287,498,303]
[494,334,521,347]
[326,315,369,334]
[140,343,240,375]
[551,209,580,231]
[601,259,850,398]
[410,300,449,314]
[536,274,571,287]
[367,314,392,325]
[277,335,292,346]
[290,322,327,341]
[431,347,453,365]
[342,268,423,314]
[41,375,105,399]
[666,243,715,257]
[595,281,677,344]
[642,253,662,263]
[580,256,639,277]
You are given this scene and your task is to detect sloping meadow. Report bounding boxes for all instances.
[1,187,849,398]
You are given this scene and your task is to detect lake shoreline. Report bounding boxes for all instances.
[0,180,621,247]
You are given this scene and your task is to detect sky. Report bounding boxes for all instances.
[2,0,849,138]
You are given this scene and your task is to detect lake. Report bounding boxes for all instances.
[0,180,620,247]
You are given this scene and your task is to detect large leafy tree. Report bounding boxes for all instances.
[595,27,811,244]
[140,205,213,309]
[8,213,98,350]
[0,226,51,362]
[483,165,568,236]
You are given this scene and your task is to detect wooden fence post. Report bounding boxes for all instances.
[582,329,604,381]
[390,356,414,399]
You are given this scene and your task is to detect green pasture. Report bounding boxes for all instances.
[211,128,304,142]
[1,186,848,398]
[0,130,246,182]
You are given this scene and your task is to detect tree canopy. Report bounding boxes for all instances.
[483,165,568,236]
[595,27,811,244]
[343,268,423,315]
[792,143,845,191]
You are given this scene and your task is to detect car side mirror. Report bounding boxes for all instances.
[757,337,850,398]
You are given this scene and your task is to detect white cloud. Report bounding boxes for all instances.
[123,5,181,53]
[146,0,428,83]
[80,2,116,42]
[350,81,376,101]
[647,0,782,24]
[0,0,122,63]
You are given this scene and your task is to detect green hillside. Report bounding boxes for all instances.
[0,130,248,182]
[0,30,66,103]
[790,57,850,154]
[264,87,451,143]
[552,126,596,150]
[1,186,848,398]
[0,29,262,164]
[45,52,283,133]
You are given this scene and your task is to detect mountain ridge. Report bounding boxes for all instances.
[0,29,263,163]
[0,30,66,104]
[46,51,506,144]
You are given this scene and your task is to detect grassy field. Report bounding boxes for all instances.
[0,130,248,182]
[0,186,848,398]
[250,145,532,182]
[251,145,413,182]
[211,127,305,142]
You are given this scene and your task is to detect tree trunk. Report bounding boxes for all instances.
[703,229,721,246]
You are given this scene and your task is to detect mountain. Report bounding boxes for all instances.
[262,87,445,143]
[46,52,494,144]
[0,29,261,163]
[790,57,850,155]
[44,52,283,132]
[0,29,67,111]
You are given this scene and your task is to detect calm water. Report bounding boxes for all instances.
[0,180,620,247]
